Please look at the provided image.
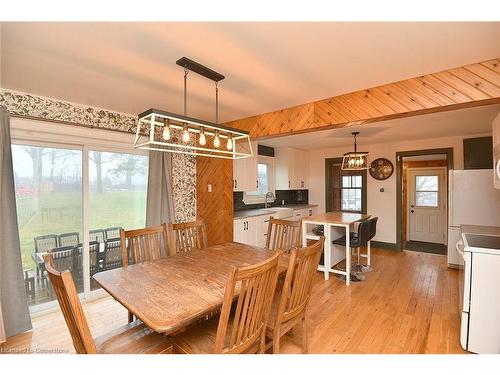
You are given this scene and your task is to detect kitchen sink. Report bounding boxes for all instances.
[268,207,293,219]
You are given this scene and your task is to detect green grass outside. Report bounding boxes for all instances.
[17,190,146,270]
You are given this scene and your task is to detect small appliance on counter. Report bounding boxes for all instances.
[456,225,500,354]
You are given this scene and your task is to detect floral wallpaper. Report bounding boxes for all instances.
[0,88,196,221]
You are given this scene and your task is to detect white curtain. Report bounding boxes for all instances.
[0,107,32,342]
[145,151,175,228]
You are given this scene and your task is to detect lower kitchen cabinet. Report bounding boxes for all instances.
[233,215,271,247]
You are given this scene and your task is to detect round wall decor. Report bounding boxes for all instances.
[369,158,394,180]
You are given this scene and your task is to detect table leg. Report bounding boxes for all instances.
[345,225,350,286]
[324,224,331,281]
[367,240,371,267]
[301,221,308,247]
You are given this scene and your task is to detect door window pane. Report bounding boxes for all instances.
[415,175,439,207]
[89,151,148,286]
[416,192,438,207]
[12,145,83,306]
[416,176,438,191]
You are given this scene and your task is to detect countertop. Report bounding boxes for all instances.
[233,204,318,219]
[461,224,500,236]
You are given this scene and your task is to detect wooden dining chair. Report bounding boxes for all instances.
[120,223,169,323]
[42,253,173,354]
[265,217,302,253]
[120,223,169,267]
[169,219,208,255]
[265,236,325,353]
[172,252,281,354]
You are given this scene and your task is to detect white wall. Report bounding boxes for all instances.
[308,133,491,244]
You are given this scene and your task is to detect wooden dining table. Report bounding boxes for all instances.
[93,241,289,335]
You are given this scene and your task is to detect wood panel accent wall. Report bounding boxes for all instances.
[196,157,233,246]
[402,160,448,242]
[227,58,500,139]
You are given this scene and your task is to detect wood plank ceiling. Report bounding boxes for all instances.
[226,58,500,138]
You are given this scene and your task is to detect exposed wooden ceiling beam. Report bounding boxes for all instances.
[226,58,500,139]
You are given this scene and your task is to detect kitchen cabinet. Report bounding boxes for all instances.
[290,207,316,221]
[233,214,271,247]
[233,141,258,192]
[275,147,309,190]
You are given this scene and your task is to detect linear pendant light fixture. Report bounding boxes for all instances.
[134,57,253,160]
[342,131,369,170]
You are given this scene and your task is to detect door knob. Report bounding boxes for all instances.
[410,204,414,208]
[410,210,414,213]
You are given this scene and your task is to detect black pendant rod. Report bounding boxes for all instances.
[352,131,359,153]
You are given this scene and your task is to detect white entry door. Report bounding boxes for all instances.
[408,168,447,244]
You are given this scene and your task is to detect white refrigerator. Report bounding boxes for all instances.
[448,169,500,267]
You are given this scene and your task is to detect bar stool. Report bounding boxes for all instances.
[361,217,378,273]
[332,220,371,281]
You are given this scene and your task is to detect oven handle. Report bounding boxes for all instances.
[456,239,465,260]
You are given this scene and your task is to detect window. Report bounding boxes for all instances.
[13,144,84,306]
[11,119,149,310]
[415,175,439,207]
[326,158,367,214]
[341,175,363,212]
[243,156,275,204]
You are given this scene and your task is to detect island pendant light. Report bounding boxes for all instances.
[134,57,253,160]
[342,131,369,170]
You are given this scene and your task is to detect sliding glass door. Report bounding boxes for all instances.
[88,151,148,289]
[12,144,83,306]
[11,140,149,310]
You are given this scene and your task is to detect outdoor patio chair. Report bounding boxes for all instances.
[58,232,80,247]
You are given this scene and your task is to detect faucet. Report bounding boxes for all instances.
[264,191,275,208]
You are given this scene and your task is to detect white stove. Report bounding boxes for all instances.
[457,225,500,353]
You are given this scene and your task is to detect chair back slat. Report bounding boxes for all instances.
[120,224,168,266]
[169,220,208,255]
[265,217,301,253]
[43,254,97,354]
[277,237,324,325]
[214,252,280,354]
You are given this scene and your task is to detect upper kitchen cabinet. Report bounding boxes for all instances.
[233,141,258,192]
[275,147,309,190]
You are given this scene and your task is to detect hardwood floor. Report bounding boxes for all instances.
[0,248,465,354]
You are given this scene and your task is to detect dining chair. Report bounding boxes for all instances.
[265,236,325,353]
[172,252,281,354]
[169,219,208,255]
[105,226,122,241]
[103,238,122,271]
[120,223,169,323]
[89,229,106,244]
[42,254,173,354]
[33,234,58,282]
[58,232,80,247]
[265,217,301,253]
[120,223,169,267]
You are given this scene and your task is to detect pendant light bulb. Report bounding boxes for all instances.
[182,124,190,143]
[199,127,206,146]
[226,134,233,150]
[214,131,221,148]
[162,120,171,141]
